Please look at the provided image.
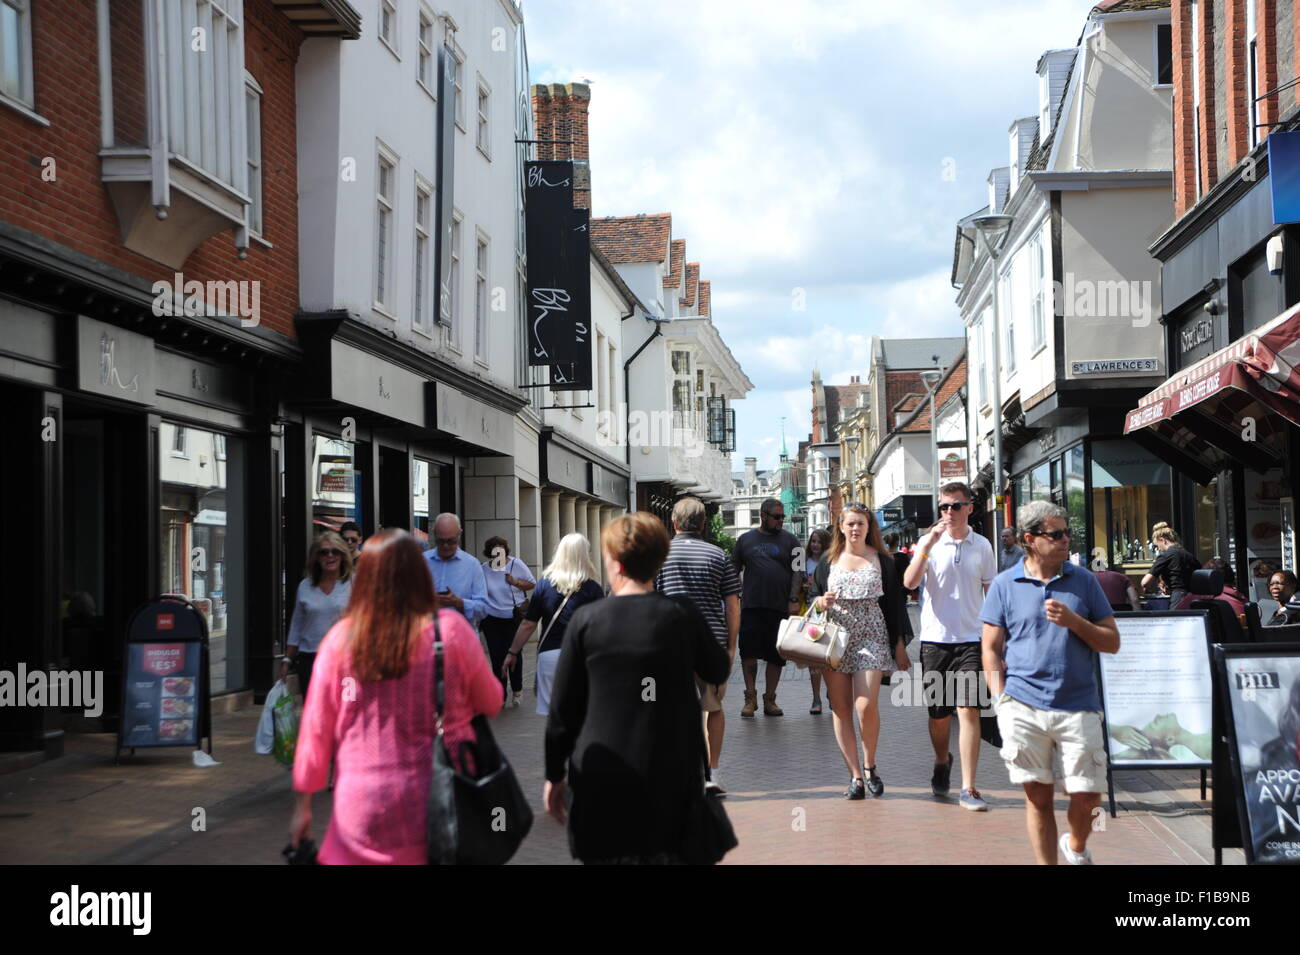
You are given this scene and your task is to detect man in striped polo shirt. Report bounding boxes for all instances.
[655,496,741,795]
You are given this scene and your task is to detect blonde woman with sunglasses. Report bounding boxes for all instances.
[282,530,354,699]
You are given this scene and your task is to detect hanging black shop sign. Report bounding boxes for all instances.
[525,160,591,389]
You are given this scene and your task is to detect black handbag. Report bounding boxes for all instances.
[426,615,534,865]
[680,752,738,865]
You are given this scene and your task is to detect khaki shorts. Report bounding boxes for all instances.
[697,675,727,713]
[995,694,1107,793]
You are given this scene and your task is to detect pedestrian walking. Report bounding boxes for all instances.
[544,512,730,864]
[902,482,997,811]
[480,536,536,707]
[732,498,802,717]
[981,501,1120,864]
[802,528,831,715]
[501,533,604,715]
[281,530,354,699]
[809,503,909,799]
[339,521,363,561]
[998,526,1025,573]
[423,513,487,625]
[655,497,741,793]
[289,530,502,864]
[1140,523,1197,609]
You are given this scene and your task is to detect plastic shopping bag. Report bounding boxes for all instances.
[255,680,284,755]
[271,684,300,767]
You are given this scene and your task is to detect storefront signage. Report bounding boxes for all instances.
[429,381,509,450]
[544,438,587,495]
[155,351,250,412]
[589,462,629,507]
[1038,431,1057,453]
[77,316,155,405]
[907,482,931,492]
[1267,131,1300,225]
[1180,319,1215,355]
[330,341,426,427]
[939,452,966,478]
[1069,358,1159,375]
[1214,644,1300,864]
[881,507,903,523]
[1099,613,1213,769]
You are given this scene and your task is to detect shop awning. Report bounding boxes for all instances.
[1123,302,1300,483]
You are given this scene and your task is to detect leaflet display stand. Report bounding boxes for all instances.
[115,595,213,762]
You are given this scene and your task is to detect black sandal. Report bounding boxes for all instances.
[865,765,884,797]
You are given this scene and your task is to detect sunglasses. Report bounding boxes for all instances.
[762,513,786,521]
[937,502,970,512]
[319,549,344,558]
[343,536,360,545]
[434,536,460,546]
[1029,529,1071,541]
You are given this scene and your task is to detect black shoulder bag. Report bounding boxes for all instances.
[426,614,534,865]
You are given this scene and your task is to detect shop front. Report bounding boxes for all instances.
[0,301,285,756]
[540,429,628,583]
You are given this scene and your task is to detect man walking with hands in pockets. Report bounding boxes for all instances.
[981,501,1120,864]
[903,482,997,810]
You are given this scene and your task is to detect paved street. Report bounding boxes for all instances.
[0,612,1238,866]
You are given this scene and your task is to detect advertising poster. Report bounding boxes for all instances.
[1218,647,1300,864]
[1244,467,1285,602]
[121,643,202,748]
[1099,613,1213,767]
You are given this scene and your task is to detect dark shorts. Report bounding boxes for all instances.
[739,608,786,666]
[920,641,983,719]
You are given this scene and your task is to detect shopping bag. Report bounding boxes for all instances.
[271,686,300,767]
[776,606,847,669]
[254,680,284,755]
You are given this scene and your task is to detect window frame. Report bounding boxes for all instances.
[378,0,399,59]
[417,7,436,96]
[444,210,463,352]
[413,174,434,336]
[474,231,489,365]
[0,0,35,110]
[1030,233,1046,354]
[476,74,491,159]
[452,45,466,132]
[1153,21,1173,89]
[373,143,399,318]
[244,72,264,238]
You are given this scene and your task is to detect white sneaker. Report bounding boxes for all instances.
[705,770,726,796]
[1059,832,1093,865]
[511,692,522,708]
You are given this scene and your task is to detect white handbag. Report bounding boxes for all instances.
[776,605,847,669]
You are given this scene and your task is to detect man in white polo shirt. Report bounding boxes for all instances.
[903,482,998,811]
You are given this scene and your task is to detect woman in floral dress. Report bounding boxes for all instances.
[810,504,909,799]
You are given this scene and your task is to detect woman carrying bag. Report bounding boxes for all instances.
[290,530,502,864]
[501,533,603,716]
[480,536,536,707]
[808,503,909,800]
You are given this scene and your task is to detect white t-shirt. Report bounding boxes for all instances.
[918,530,997,644]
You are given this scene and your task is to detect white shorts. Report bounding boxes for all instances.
[535,648,562,716]
[995,693,1107,793]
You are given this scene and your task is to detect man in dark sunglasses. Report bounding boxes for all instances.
[903,482,997,811]
[980,500,1119,865]
[732,498,803,717]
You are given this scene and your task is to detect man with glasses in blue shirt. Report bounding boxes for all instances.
[423,512,488,625]
[981,501,1120,864]
[904,482,997,810]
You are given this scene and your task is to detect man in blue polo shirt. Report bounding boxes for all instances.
[424,513,488,625]
[981,501,1120,865]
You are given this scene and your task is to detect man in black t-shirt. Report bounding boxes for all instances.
[732,498,802,718]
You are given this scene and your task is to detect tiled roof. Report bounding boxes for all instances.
[663,239,685,288]
[824,384,869,441]
[589,213,672,264]
[681,262,699,307]
[698,280,711,316]
[898,352,968,434]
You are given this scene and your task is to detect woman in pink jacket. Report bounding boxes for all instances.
[290,529,502,864]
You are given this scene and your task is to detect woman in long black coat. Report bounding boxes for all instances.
[543,512,729,864]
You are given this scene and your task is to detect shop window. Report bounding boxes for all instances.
[160,425,245,694]
[1065,444,1086,553]
[1090,439,1171,571]
[1031,462,1051,503]
[1194,478,1220,573]
[312,435,358,531]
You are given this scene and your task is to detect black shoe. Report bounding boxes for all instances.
[931,752,953,797]
[845,777,866,800]
[866,766,884,797]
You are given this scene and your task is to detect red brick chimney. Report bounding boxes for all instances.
[530,82,591,210]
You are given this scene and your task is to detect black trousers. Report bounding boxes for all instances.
[481,615,522,696]
[294,651,317,700]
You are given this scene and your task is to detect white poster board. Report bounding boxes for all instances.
[1099,612,1213,768]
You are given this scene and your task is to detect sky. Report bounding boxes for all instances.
[524,0,1093,473]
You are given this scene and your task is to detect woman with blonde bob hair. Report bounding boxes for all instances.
[502,533,604,715]
[281,530,355,698]
[808,503,909,799]
[1141,522,1198,610]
